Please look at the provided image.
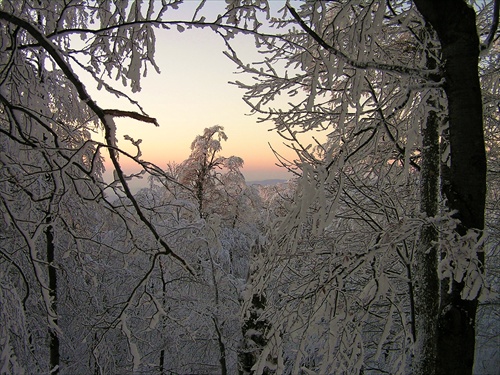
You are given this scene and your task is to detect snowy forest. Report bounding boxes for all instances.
[0,1,499,374]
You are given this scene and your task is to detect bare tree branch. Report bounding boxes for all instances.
[481,0,500,52]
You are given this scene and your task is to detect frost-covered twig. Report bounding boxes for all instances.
[0,10,194,275]
[286,4,442,80]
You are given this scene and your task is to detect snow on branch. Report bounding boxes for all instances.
[286,4,441,80]
[0,10,193,275]
[103,109,159,127]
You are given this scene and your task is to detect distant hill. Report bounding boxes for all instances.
[247,179,287,186]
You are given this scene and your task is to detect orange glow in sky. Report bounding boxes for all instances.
[86,7,300,183]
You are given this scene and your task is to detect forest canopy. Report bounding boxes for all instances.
[0,1,498,374]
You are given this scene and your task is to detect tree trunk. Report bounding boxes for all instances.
[412,1,487,374]
[213,316,228,375]
[159,260,167,374]
[414,93,440,375]
[46,217,60,374]
[238,294,271,375]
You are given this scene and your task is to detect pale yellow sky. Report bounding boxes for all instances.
[87,2,303,182]
[94,30,297,182]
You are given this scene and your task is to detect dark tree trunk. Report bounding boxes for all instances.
[213,316,228,375]
[412,1,487,374]
[238,294,272,375]
[159,260,167,374]
[159,349,165,374]
[414,93,440,375]
[46,217,60,374]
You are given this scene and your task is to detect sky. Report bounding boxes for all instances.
[89,1,298,184]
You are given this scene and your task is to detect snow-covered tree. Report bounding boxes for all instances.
[1,0,496,374]
[0,1,195,373]
[222,1,498,373]
[126,127,264,374]
[178,126,245,219]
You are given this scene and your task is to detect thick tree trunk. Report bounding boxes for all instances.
[412,1,487,374]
